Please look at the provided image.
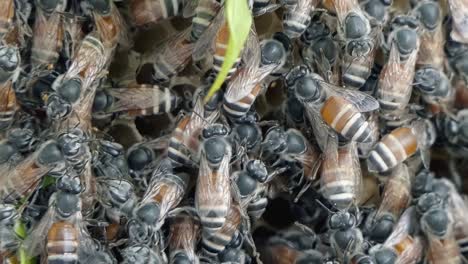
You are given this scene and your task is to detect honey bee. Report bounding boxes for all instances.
[367,119,434,173]
[0,140,65,203]
[364,164,411,243]
[168,212,201,264]
[0,82,17,132]
[251,0,281,16]
[146,30,194,84]
[447,0,468,44]
[168,93,218,168]
[23,190,96,263]
[370,206,424,264]
[377,16,419,120]
[130,0,197,26]
[196,124,232,234]
[260,236,324,264]
[93,85,181,118]
[121,244,165,264]
[47,33,110,122]
[30,0,66,71]
[333,0,377,89]
[201,200,242,257]
[439,179,468,260]
[282,0,315,39]
[320,141,362,210]
[97,178,138,223]
[86,0,129,48]
[222,36,286,121]
[360,0,392,25]
[0,45,20,132]
[412,0,444,70]
[189,0,223,42]
[133,159,190,231]
[328,210,364,261]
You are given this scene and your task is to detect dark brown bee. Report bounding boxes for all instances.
[93,85,181,118]
[168,213,201,264]
[0,81,17,132]
[87,0,129,48]
[370,207,424,264]
[320,142,362,210]
[412,0,445,70]
[0,45,20,132]
[134,160,190,230]
[196,124,232,234]
[31,0,66,71]
[447,0,468,44]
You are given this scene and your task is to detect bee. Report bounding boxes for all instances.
[447,0,468,44]
[145,30,194,85]
[444,38,468,81]
[222,36,286,121]
[285,66,380,149]
[333,0,377,89]
[0,140,65,203]
[364,164,411,243]
[369,206,424,264]
[435,110,468,158]
[413,66,454,116]
[133,159,190,231]
[437,179,468,260]
[411,0,444,70]
[92,140,129,179]
[320,141,362,210]
[121,244,165,264]
[130,0,198,26]
[86,0,129,48]
[234,159,270,221]
[201,200,242,257]
[231,116,263,158]
[190,0,223,42]
[196,124,232,234]
[168,212,201,264]
[282,0,314,39]
[260,237,323,264]
[97,178,138,224]
[328,210,364,261]
[93,85,181,118]
[0,204,20,264]
[0,45,20,132]
[377,16,419,120]
[47,33,110,122]
[366,119,434,173]
[24,190,96,263]
[168,94,218,168]
[30,0,66,71]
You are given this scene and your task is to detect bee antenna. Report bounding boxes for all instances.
[315,198,334,214]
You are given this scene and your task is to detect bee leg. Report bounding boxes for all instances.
[448,158,463,191]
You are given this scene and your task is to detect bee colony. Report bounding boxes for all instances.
[1,0,468,263]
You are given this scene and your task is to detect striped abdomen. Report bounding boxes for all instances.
[455,233,468,259]
[201,202,241,256]
[130,0,181,26]
[198,170,229,233]
[223,84,262,120]
[321,96,372,142]
[247,196,267,220]
[342,55,372,89]
[367,127,417,173]
[320,145,359,209]
[283,10,311,39]
[0,83,17,131]
[213,22,240,80]
[168,117,199,167]
[129,87,179,116]
[47,221,79,264]
[0,0,14,38]
[149,174,188,218]
[190,0,221,42]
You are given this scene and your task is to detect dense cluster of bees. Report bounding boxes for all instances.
[1,0,468,263]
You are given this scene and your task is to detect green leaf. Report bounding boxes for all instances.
[204,0,253,102]
[15,220,35,264]
[42,175,56,188]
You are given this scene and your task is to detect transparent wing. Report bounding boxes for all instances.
[192,7,225,61]
[182,0,200,18]
[141,159,174,204]
[396,236,424,264]
[318,79,380,112]
[448,0,468,43]
[384,206,415,247]
[253,3,281,17]
[333,0,359,26]
[348,142,363,201]
[376,164,411,218]
[303,104,333,152]
[107,87,163,113]
[442,179,468,236]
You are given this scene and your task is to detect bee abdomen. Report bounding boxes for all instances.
[367,127,417,172]
[321,96,371,142]
[47,221,79,264]
[198,206,228,233]
[321,179,355,209]
[457,237,468,258]
[342,63,370,89]
[153,57,176,83]
[283,14,310,39]
[247,197,268,220]
[223,85,261,119]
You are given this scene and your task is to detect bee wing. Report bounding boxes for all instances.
[182,0,200,18]
[448,0,468,43]
[253,3,282,17]
[22,198,57,257]
[376,164,411,218]
[73,211,99,257]
[192,7,225,61]
[141,159,174,204]
[169,214,200,260]
[303,104,334,152]
[348,142,363,200]
[106,88,159,113]
[384,206,415,248]
[396,236,424,264]
[319,80,380,112]
[442,179,468,235]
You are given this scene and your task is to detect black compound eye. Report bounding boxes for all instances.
[87,0,111,14]
[127,147,153,171]
[37,0,60,12]
[345,14,368,39]
[58,78,82,103]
